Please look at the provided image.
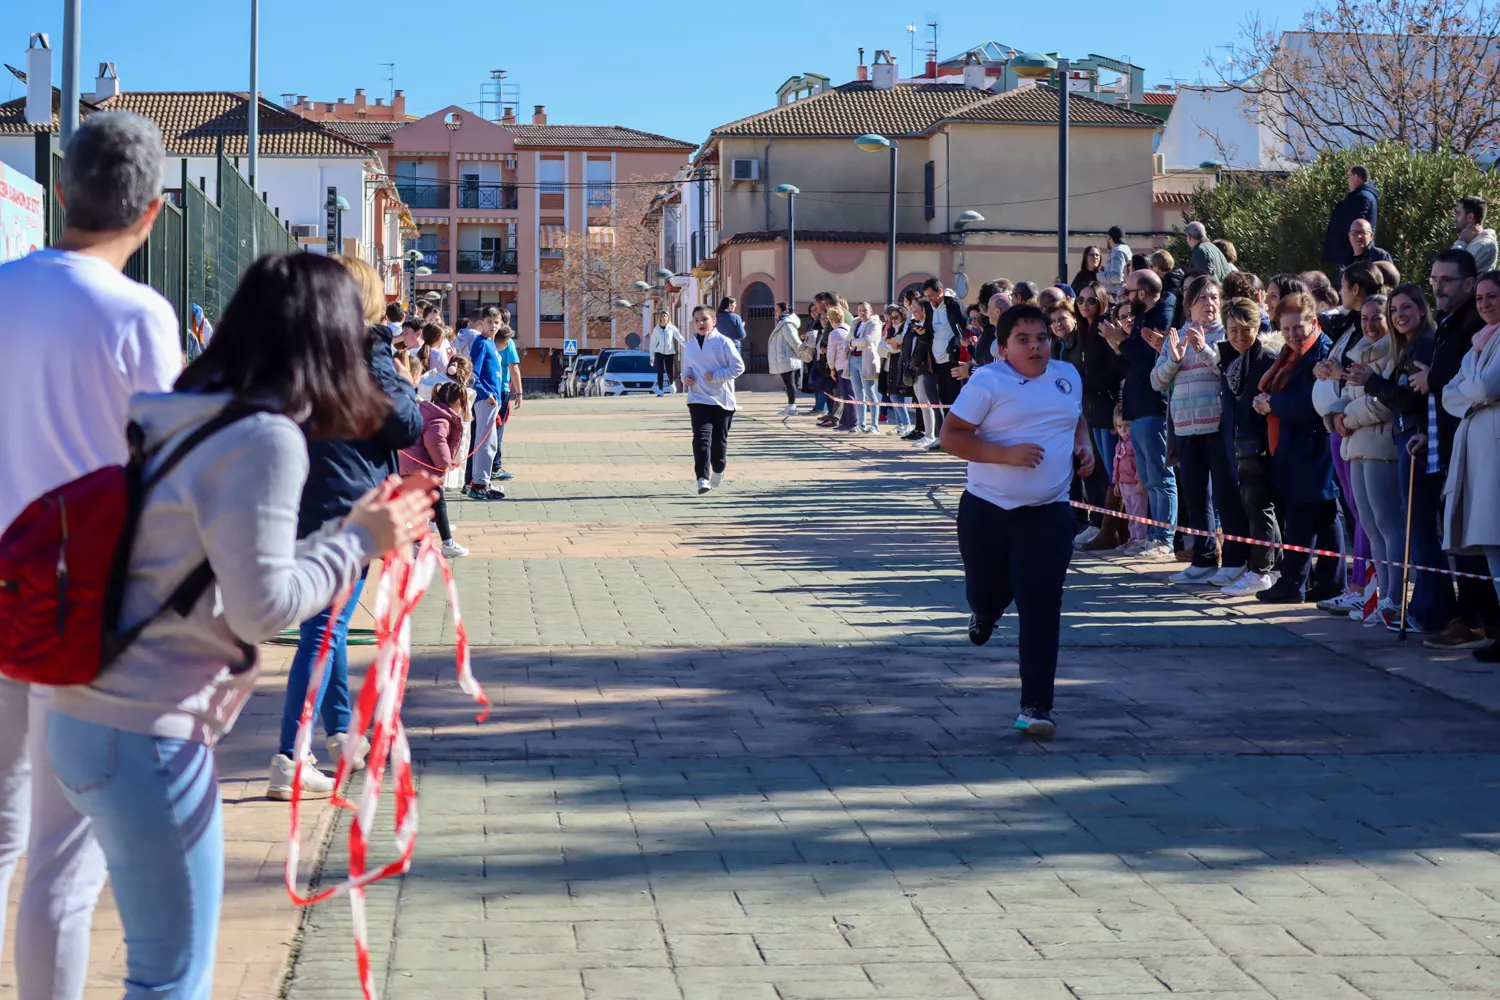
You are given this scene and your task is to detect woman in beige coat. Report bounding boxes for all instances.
[1442,271,1500,643]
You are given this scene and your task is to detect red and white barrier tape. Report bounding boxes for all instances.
[283,537,490,1000]
[1068,499,1500,583]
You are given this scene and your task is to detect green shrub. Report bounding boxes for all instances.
[1167,143,1500,288]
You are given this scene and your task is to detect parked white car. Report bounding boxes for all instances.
[589,351,659,396]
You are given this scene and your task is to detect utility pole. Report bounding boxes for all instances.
[1057,58,1070,286]
[248,0,260,191]
[60,0,81,145]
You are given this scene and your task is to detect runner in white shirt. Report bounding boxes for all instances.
[939,303,1092,740]
[0,110,179,1000]
[681,305,745,494]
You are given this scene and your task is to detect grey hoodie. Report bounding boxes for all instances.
[51,392,374,744]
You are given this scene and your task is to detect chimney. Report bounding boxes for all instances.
[925,58,938,80]
[91,62,119,102]
[532,104,547,125]
[871,49,897,90]
[962,51,987,90]
[297,94,308,106]
[24,33,52,127]
[501,107,517,124]
[374,96,384,106]
[856,47,868,82]
[354,88,367,109]
[392,89,405,116]
[336,97,346,104]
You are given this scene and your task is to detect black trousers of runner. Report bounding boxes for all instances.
[778,370,798,405]
[1236,465,1281,575]
[689,403,733,481]
[956,492,1075,712]
[654,352,678,389]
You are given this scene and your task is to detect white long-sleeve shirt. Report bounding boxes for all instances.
[682,329,746,410]
[650,322,685,355]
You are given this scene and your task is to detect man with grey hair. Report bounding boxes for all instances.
[1185,221,1232,281]
[0,111,179,1000]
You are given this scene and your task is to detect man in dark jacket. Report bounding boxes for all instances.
[1100,269,1175,557]
[1324,165,1379,267]
[922,278,968,405]
[1346,219,1393,271]
[1417,247,1499,646]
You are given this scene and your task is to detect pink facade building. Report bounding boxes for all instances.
[318,101,695,375]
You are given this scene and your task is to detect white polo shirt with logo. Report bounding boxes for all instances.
[949,358,1083,510]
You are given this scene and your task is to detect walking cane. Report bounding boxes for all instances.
[1398,454,1416,641]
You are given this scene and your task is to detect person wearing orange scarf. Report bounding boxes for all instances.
[1251,292,1347,603]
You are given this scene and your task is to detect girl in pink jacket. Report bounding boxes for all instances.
[1112,407,1148,545]
[399,381,470,557]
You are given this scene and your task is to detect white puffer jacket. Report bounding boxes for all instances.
[1313,331,1397,461]
[767,313,803,375]
[850,317,883,380]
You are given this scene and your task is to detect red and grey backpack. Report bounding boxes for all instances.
[0,408,261,685]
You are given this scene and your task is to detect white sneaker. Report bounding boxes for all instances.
[1208,566,1246,587]
[1317,589,1364,614]
[1138,543,1176,561]
[1363,598,1399,628]
[1170,565,1219,584]
[923,438,943,451]
[267,753,335,801]
[887,426,907,436]
[1222,570,1277,596]
[780,405,799,416]
[327,733,370,772]
[441,539,470,558]
[697,478,712,494]
[1118,539,1147,555]
[912,436,935,449]
[1073,526,1101,549]
[709,471,724,488]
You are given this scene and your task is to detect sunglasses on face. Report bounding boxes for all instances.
[1079,297,1098,305]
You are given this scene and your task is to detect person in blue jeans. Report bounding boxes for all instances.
[488,323,523,481]
[1100,269,1177,557]
[270,255,424,800]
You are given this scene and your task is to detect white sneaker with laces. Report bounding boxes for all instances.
[1170,565,1219,584]
[1318,589,1364,614]
[1208,565,1246,587]
[923,438,943,451]
[1073,526,1100,549]
[327,732,370,772]
[1118,539,1147,555]
[1222,570,1277,596]
[1363,598,1399,628]
[1139,543,1177,561]
[697,478,712,494]
[912,436,934,449]
[267,753,335,801]
[710,471,724,488]
[441,539,469,558]
[780,405,799,416]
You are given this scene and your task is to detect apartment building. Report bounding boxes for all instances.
[327,101,695,375]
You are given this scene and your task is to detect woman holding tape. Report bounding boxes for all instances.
[940,303,1093,740]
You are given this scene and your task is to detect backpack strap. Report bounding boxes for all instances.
[101,405,267,669]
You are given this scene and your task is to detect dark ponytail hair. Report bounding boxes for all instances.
[176,253,389,441]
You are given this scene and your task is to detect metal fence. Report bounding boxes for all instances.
[37,135,299,350]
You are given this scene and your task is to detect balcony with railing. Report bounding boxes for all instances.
[458,183,520,211]
[664,242,687,276]
[457,249,519,275]
[412,249,449,272]
[396,183,449,209]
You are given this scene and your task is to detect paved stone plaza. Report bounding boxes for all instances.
[7,394,1498,1000]
[283,395,1500,1000]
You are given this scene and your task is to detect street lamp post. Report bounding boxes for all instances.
[60,0,81,145]
[855,135,897,304]
[953,210,985,300]
[1056,58,1070,286]
[774,184,799,316]
[249,0,260,191]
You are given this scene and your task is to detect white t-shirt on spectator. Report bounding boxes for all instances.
[949,358,1082,510]
[0,249,182,530]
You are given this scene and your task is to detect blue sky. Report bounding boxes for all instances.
[8,1,1311,144]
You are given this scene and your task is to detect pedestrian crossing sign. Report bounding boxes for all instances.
[563,339,578,356]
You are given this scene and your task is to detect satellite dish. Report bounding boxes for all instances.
[953,272,970,299]
[624,332,642,350]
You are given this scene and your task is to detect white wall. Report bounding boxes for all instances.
[165,156,373,252]
[0,137,39,181]
[1158,88,1281,171]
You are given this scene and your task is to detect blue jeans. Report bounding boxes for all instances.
[46,713,222,1000]
[1398,437,1455,629]
[848,366,877,428]
[887,393,913,430]
[490,390,511,473]
[277,578,365,756]
[1128,415,1177,545]
[1091,427,1118,483]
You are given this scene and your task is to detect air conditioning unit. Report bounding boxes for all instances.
[289,223,319,238]
[730,158,759,182]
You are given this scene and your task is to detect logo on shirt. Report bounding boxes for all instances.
[1054,378,1073,395]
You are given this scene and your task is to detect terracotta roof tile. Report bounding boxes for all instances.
[93,92,372,157]
[710,81,1160,139]
[1142,92,1178,105]
[320,119,403,145]
[947,85,1162,126]
[712,82,989,138]
[0,89,93,135]
[505,124,696,150]
[1154,191,1194,206]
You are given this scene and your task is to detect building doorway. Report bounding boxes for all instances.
[740,281,776,374]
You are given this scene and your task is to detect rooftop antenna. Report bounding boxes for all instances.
[927,20,939,78]
[905,24,917,73]
[381,62,395,101]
